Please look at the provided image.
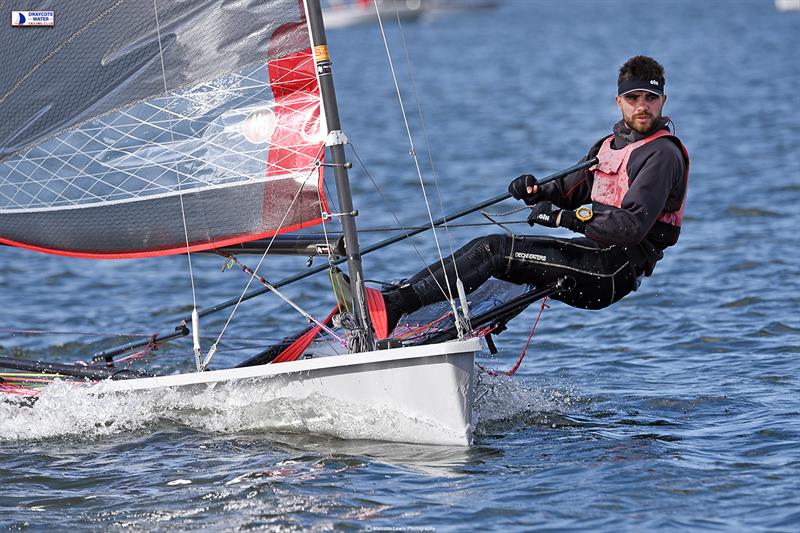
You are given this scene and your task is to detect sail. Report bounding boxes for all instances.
[0,0,329,258]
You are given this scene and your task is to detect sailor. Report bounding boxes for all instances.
[381,55,689,332]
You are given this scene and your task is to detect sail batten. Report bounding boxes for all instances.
[1,0,329,259]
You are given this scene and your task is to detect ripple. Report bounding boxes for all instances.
[725,206,780,217]
[721,296,764,308]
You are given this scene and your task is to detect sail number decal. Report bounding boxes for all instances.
[313,45,332,75]
[313,45,330,61]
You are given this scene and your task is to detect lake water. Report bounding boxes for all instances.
[1,0,799,531]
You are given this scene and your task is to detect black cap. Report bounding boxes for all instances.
[618,77,664,96]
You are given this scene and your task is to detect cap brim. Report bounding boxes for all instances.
[619,87,664,97]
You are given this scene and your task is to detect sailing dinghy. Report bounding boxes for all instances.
[0,0,571,445]
[322,0,424,30]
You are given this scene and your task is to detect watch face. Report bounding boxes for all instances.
[576,207,593,222]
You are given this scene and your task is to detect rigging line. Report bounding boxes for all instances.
[391,0,469,331]
[201,144,327,369]
[218,252,345,345]
[152,0,201,370]
[315,165,351,312]
[314,163,338,261]
[374,3,461,322]
[390,0,463,280]
[349,142,454,300]
[0,328,297,345]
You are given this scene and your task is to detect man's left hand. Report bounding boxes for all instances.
[527,202,561,228]
[527,203,590,233]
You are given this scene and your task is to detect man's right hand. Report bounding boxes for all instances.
[508,174,540,203]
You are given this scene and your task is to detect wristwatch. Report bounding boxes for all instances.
[575,206,593,222]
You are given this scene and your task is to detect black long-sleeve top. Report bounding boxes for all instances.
[537,118,688,276]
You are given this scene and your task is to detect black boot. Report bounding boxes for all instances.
[382,283,422,333]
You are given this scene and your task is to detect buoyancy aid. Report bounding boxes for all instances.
[591,129,689,227]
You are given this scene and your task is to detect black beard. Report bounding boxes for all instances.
[624,114,659,134]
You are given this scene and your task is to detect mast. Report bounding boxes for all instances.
[304,0,374,351]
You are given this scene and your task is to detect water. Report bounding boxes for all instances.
[2,0,799,530]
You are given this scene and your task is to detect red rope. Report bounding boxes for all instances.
[115,335,158,363]
[0,383,41,397]
[477,296,549,377]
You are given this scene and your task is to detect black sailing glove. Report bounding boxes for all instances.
[527,202,591,234]
[527,201,560,227]
[508,174,541,204]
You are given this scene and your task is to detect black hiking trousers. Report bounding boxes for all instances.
[406,233,641,311]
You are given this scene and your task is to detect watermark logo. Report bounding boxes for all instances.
[11,11,54,27]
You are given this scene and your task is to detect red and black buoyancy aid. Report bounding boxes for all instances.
[591,129,690,227]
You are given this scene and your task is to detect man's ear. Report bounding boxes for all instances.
[615,95,623,110]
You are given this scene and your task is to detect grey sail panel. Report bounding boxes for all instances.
[0,0,331,258]
[0,0,308,161]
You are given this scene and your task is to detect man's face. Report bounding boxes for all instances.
[615,91,667,134]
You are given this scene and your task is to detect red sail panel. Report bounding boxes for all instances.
[261,48,329,241]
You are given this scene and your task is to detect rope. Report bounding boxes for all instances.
[476,297,549,377]
[152,0,201,370]
[349,143,456,300]
[0,383,42,397]
[216,251,346,347]
[373,2,463,334]
[114,335,159,364]
[0,328,293,344]
[390,0,470,333]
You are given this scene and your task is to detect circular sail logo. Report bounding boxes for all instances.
[242,108,276,144]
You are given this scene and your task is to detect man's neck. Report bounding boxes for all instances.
[613,117,670,146]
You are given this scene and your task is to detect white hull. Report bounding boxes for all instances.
[96,338,481,446]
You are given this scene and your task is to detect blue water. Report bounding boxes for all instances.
[2,0,799,531]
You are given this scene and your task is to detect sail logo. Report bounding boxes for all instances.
[242,108,276,144]
[11,11,54,26]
